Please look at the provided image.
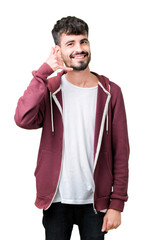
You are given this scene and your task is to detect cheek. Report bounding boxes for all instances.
[84,45,90,53]
[87,48,91,54]
[61,51,71,62]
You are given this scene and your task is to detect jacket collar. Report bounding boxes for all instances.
[47,70,110,94]
[47,70,66,94]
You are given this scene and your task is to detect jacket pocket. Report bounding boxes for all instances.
[94,151,113,198]
[34,150,60,197]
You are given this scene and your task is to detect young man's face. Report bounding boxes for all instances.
[59,33,91,71]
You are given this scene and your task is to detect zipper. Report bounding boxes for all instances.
[92,83,111,214]
[93,189,97,214]
[45,134,65,210]
[45,90,64,211]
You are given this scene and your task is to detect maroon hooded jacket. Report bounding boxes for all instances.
[14,62,129,212]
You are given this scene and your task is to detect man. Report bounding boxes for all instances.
[14,16,129,240]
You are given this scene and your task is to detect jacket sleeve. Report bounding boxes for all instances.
[14,63,54,129]
[109,86,130,212]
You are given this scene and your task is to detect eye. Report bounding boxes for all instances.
[67,43,73,46]
[81,39,89,44]
[66,42,74,47]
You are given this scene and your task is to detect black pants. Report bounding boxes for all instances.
[42,202,107,240]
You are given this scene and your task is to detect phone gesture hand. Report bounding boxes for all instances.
[46,46,73,72]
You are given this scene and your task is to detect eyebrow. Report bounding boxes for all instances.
[65,38,89,45]
[81,38,89,42]
[65,40,75,45]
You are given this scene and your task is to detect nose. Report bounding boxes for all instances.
[74,43,82,53]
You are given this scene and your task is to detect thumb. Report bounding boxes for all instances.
[101,216,107,232]
[51,47,55,55]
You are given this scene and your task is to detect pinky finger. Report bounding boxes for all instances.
[57,65,73,71]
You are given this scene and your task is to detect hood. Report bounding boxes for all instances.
[47,70,110,93]
[47,70,111,135]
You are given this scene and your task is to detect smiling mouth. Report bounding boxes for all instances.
[70,52,88,59]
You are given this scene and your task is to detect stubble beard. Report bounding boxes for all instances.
[62,52,91,71]
[70,55,91,71]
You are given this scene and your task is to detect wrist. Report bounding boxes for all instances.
[37,62,54,77]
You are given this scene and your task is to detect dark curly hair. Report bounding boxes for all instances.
[52,16,89,45]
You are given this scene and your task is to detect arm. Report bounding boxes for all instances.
[14,63,53,129]
[14,46,73,129]
[110,87,130,211]
[102,86,129,232]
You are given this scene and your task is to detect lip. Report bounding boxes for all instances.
[70,53,88,60]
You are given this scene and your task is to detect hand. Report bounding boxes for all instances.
[101,209,121,232]
[45,46,73,72]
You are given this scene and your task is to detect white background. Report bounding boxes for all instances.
[0,0,144,239]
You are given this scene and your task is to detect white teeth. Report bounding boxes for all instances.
[75,56,85,59]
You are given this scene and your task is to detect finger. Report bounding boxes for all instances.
[64,67,73,72]
[51,47,55,55]
[56,50,63,60]
[57,65,73,71]
[101,218,107,232]
[52,46,59,56]
[54,45,60,54]
[106,222,113,231]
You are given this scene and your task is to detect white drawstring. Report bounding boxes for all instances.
[50,92,54,135]
[50,84,110,135]
[106,113,109,133]
[106,84,111,134]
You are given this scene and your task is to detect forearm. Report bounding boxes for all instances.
[110,87,130,211]
[14,63,53,129]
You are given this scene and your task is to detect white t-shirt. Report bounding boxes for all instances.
[53,74,98,204]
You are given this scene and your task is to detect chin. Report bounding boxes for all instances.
[72,65,88,71]
[71,61,90,71]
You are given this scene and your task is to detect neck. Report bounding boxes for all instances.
[65,67,98,88]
